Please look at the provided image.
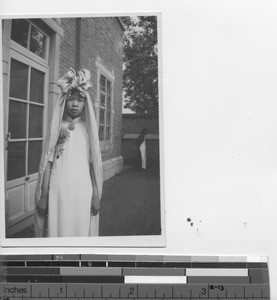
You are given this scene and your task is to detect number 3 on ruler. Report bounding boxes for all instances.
[201,288,207,295]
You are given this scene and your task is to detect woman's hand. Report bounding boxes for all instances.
[36,196,48,216]
[91,198,100,216]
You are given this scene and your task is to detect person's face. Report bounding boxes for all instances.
[65,91,85,119]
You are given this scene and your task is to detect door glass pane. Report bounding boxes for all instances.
[8,100,27,139]
[99,125,104,141]
[107,95,111,110]
[11,19,29,48]
[30,25,46,59]
[100,109,105,124]
[106,111,111,125]
[9,59,28,100]
[100,93,106,107]
[29,104,43,138]
[8,142,26,181]
[28,141,42,175]
[100,75,106,92]
[30,68,44,103]
[107,80,111,96]
[106,126,110,141]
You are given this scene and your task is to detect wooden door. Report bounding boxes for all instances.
[5,49,48,235]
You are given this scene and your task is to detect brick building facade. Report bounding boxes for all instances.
[2,17,124,236]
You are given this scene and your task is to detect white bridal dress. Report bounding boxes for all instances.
[48,117,93,237]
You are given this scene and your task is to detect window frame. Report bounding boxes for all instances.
[10,19,50,65]
[96,61,115,149]
[3,18,62,234]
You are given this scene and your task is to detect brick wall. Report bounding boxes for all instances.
[59,18,78,74]
[122,114,159,134]
[59,17,124,162]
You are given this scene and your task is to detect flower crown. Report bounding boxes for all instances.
[57,67,92,97]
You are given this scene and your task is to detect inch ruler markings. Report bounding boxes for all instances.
[0,255,270,299]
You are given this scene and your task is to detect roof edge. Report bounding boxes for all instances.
[116,17,125,31]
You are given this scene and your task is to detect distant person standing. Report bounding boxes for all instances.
[137,128,148,170]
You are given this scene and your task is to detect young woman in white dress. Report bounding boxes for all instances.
[34,68,103,237]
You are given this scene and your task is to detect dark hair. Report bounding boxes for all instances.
[142,128,148,134]
[67,88,86,99]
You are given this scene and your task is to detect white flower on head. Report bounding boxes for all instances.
[57,67,92,96]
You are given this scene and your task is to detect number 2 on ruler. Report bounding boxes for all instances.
[129,287,135,296]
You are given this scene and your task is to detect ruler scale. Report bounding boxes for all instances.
[0,255,270,299]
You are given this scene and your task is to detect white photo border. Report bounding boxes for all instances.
[0,12,165,248]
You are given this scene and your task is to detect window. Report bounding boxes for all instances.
[11,19,47,59]
[99,74,112,142]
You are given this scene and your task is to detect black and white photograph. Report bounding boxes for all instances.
[1,15,164,246]
[3,0,277,296]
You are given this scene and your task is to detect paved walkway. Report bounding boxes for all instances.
[100,165,161,236]
[11,165,161,238]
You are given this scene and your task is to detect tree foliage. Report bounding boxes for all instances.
[122,16,158,114]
